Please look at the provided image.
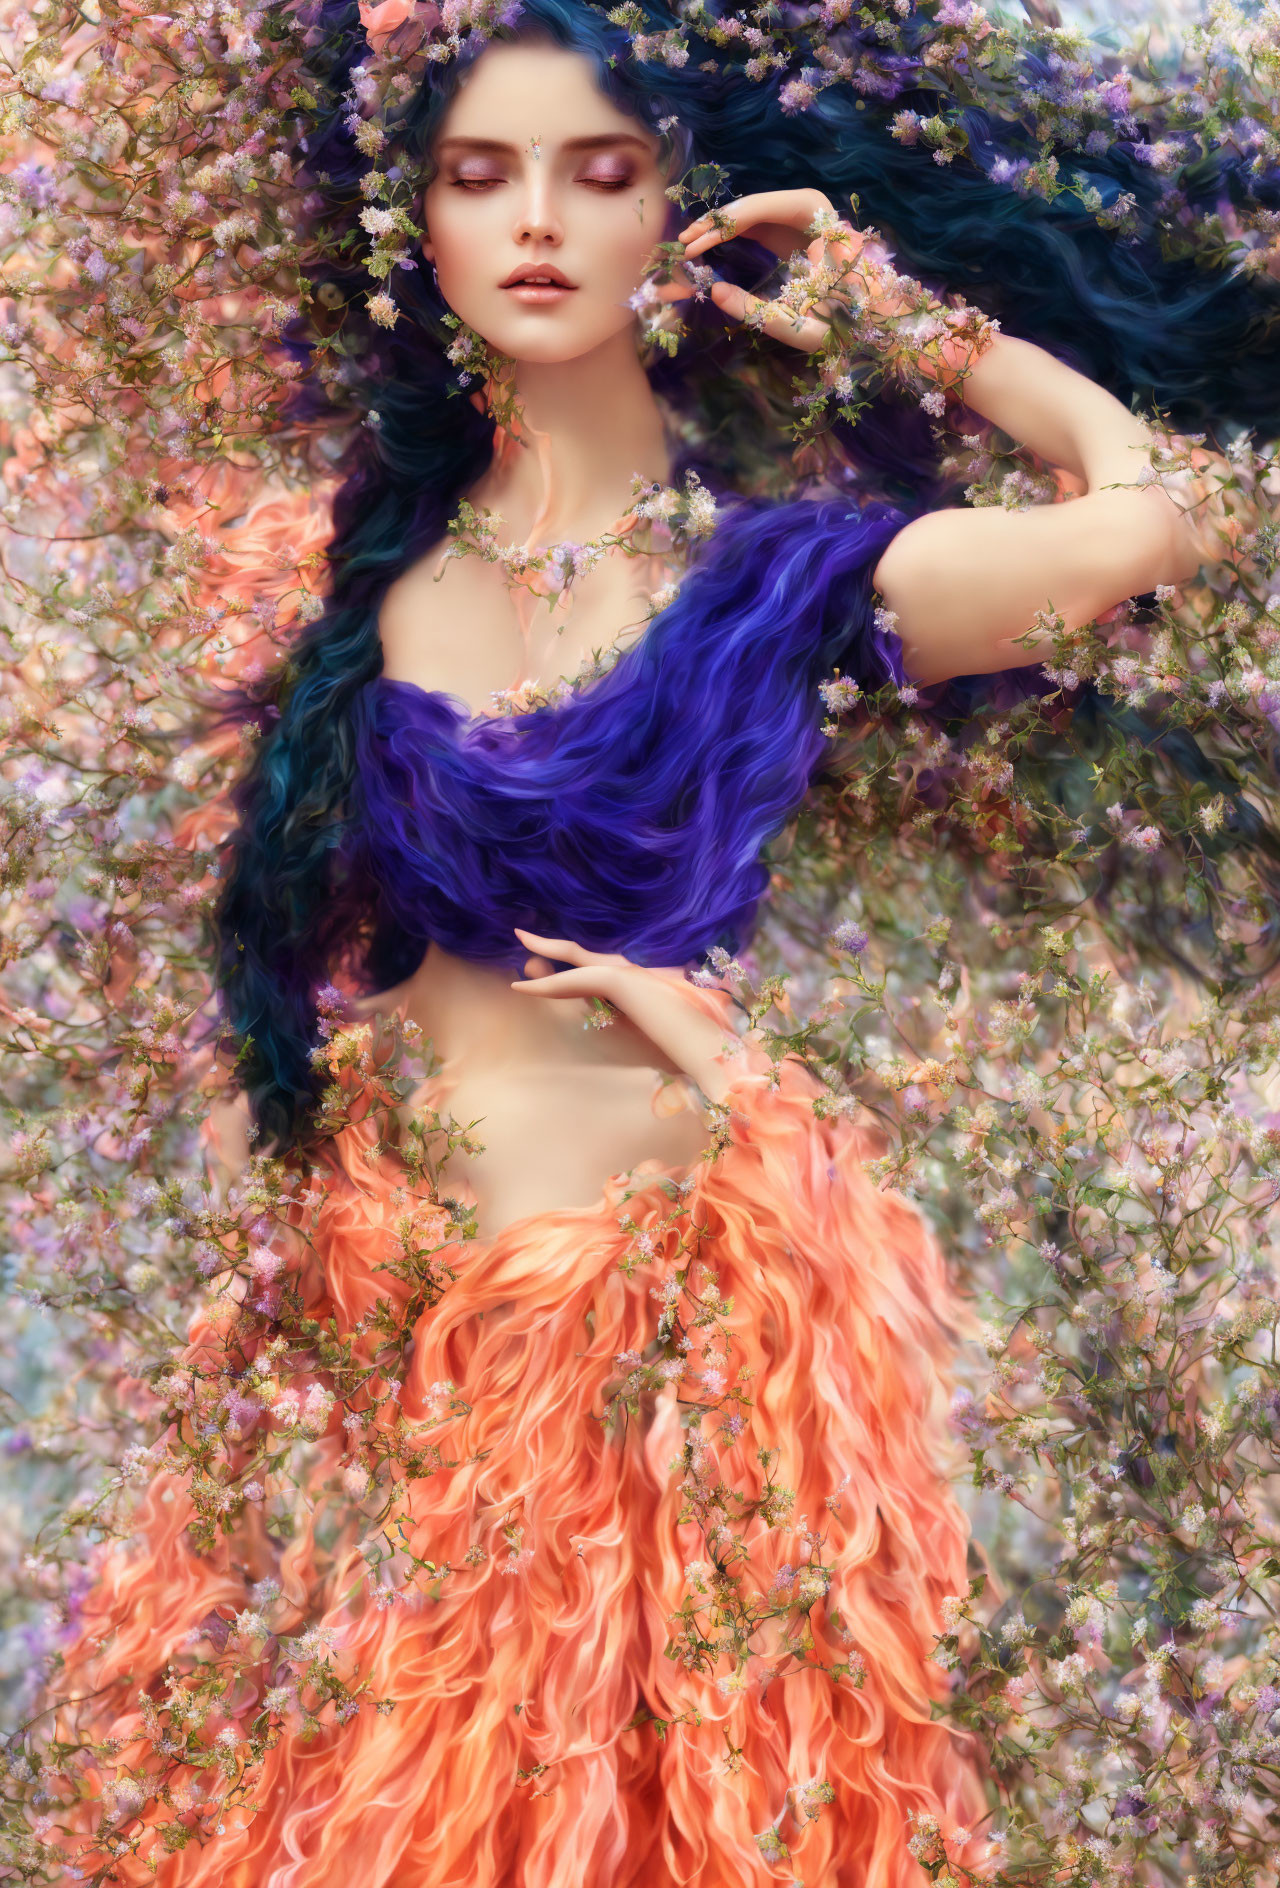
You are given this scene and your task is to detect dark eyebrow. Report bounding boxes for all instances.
[433,133,654,156]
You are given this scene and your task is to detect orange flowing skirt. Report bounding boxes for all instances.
[49,1030,986,1885]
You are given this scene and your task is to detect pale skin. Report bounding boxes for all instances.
[206,39,1223,1236]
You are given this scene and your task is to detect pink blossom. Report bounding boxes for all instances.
[358,0,440,53]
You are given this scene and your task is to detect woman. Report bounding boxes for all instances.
[46,3,1259,1883]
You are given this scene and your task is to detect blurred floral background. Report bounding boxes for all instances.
[2,0,1280,1882]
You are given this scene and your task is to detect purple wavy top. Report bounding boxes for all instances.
[345,496,909,972]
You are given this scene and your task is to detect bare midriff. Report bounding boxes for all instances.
[356,946,715,1244]
[364,518,713,1242]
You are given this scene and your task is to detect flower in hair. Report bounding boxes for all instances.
[358,0,523,60]
[358,0,438,56]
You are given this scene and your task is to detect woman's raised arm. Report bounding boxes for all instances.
[868,332,1205,685]
[675,191,1249,690]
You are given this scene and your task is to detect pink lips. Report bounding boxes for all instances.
[500,264,578,305]
[504,283,576,305]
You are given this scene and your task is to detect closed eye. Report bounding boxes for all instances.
[448,177,634,193]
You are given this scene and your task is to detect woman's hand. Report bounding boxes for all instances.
[671,188,855,354]
[670,189,992,402]
[511,929,738,1105]
[680,187,841,267]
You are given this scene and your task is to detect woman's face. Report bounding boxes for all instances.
[422,40,673,365]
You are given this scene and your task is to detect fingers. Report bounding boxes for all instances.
[709,280,829,355]
[678,191,787,249]
[509,966,602,999]
[513,928,631,970]
[513,927,593,965]
[678,198,750,249]
[677,189,836,257]
[650,271,697,304]
[679,223,735,260]
[675,186,859,354]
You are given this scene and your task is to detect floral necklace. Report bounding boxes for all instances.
[430,419,721,717]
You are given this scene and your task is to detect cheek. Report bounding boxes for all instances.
[424,195,484,274]
[591,198,667,284]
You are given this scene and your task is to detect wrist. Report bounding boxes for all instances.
[1150,454,1261,574]
[825,228,1000,405]
[608,965,737,1092]
[689,1037,743,1108]
[909,306,1002,400]
[684,1015,742,1102]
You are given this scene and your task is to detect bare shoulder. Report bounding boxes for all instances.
[204,1088,254,1200]
[377,537,528,709]
[348,983,412,1024]
[376,537,454,675]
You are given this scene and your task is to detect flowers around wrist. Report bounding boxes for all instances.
[788,205,1001,421]
[1136,433,1271,575]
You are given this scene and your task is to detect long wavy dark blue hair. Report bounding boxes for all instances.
[211,0,1280,1154]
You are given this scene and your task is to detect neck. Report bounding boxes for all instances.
[396,943,592,1070]
[483,326,673,543]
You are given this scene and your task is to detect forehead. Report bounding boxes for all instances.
[432,40,658,152]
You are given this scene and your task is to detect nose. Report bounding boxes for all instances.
[511,165,564,247]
